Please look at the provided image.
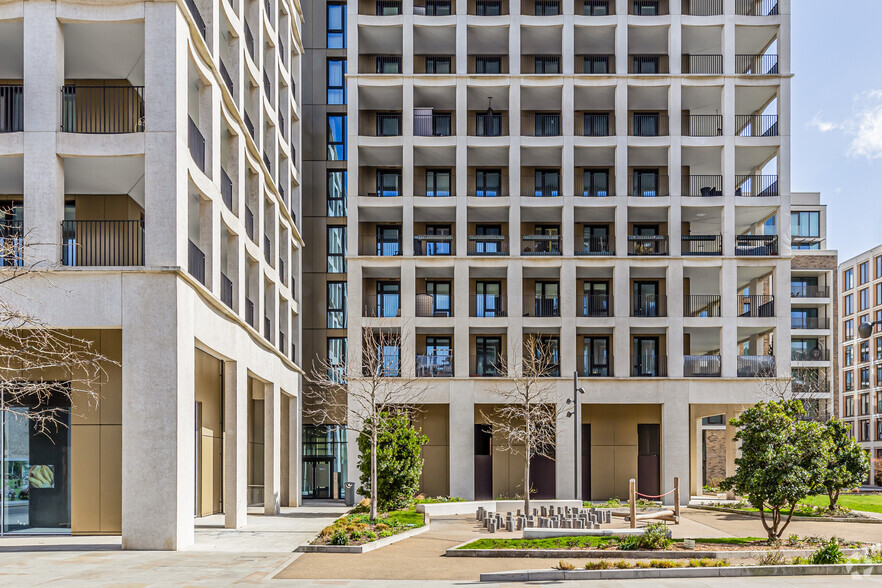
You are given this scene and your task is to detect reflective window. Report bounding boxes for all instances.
[327,226,346,273]
[327,171,347,217]
[327,115,346,161]
[327,59,346,104]
[327,3,345,48]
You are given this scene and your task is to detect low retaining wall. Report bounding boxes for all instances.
[296,522,430,554]
[522,528,644,539]
[479,563,882,582]
[416,500,583,517]
[690,505,882,524]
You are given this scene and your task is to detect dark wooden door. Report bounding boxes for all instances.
[637,424,660,498]
[529,453,556,499]
[474,425,493,499]
[581,424,591,501]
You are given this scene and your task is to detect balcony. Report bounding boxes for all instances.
[184,0,207,39]
[415,294,452,317]
[414,0,454,14]
[187,239,206,285]
[579,354,612,377]
[416,353,454,377]
[364,297,401,318]
[683,175,723,197]
[629,174,669,197]
[576,113,614,137]
[61,220,144,266]
[632,294,667,318]
[471,295,507,317]
[221,169,234,211]
[583,0,613,14]
[631,355,668,377]
[521,234,561,256]
[735,0,778,16]
[627,235,668,256]
[522,175,561,197]
[791,285,829,298]
[414,174,454,197]
[682,235,722,256]
[0,86,23,132]
[414,112,453,137]
[245,206,255,241]
[579,295,612,317]
[684,355,722,377]
[245,297,255,328]
[682,114,722,137]
[468,55,510,74]
[522,55,562,74]
[361,234,402,256]
[470,354,505,377]
[737,355,775,378]
[522,113,561,137]
[359,54,402,74]
[682,54,723,74]
[629,55,669,74]
[468,113,507,137]
[739,295,774,317]
[684,295,721,317]
[736,115,779,137]
[629,113,669,136]
[578,55,615,74]
[792,348,830,362]
[524,296,560,318]
[468,235,508,256]
[415,55,456,74]
[735,235,778,256]
[367,0,403,15]
[221,273,233,309]
[791,316,830,330]
[0,221,23,267]
[61,85,145,134]
[576,236,614,256]
[413,234,454,256]
[360,112,402,137]
[467,174,508,197]
[522,0,560,15]
[468,0,509,15]
[188,117,206,173]
[736,54,779,75]
[682,0,722,15]
[735,174,778,197]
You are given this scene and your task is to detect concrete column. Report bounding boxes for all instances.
[264,380,282,515]
[560,262,577,374]
[288,393,301,506]
[661,393,690,507]
[454,259,470,377]
[449,389,475,499]
[224,360,248,528]
[23,2,63,266]
[121,274,194,550]
[556,394,576,499]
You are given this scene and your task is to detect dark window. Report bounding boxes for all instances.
[327,170,347,217]
[844,268,854,290]
[844,294,853,316]
[534,56,560,74]
[582,169,609,196]
[476,56,502,73]
[377,170,402,196]
[861,288,870,311]
[377,0,402,14]
[535,0,560,14]
[425,0,452,14]
[327,226,346,273]
[633,56,660,73]
[845,346,854,366]
[533,169,560,197]
[425,56,452,73]
[877,256,882,279]
[327,337,346,382]
[327,3,346,48]
[327,59,346,104]
[327,282,346,328]
[634,0,659,15]
[476,0,501,14]
[584,0,609,15]
[583,55,610,73]
[327,115,346,160]
[476,169,502,196]
[426,169,452,197]
[377,225,401,256]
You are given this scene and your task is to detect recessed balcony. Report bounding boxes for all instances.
[682,114,722,137]
[683,175,723,197]
[682,235,722,256]
[468,55,510,74]
[579,294,612,317]
[576,113,614,137]
[735,0,778,16]
[521,234,561,256]
[629,173,669,197]
[522,0,560,16]
[582,0,614,14]
[522,113,561,137]
[524,295,560,318]
[684,355,722,377]
[61,219,145,267]
[0,85,23,133]
[684,295,721,317]
[735,54,779,75]
[414,0,454,15]
[578,55,615,74]
[632,294,667,318]
[521,55,562,74]
[61,85,145,134]
[359,112,402,137]
[358,54,402,74]
[416,352,454,377]
[739,295,774,317]
[735,235,778,256]
[629,113,669,137]
[470,294,508,317]
[468,0,509,15]
[737,355,775,377]
[735,175,778,197]
[736,115,779,137]
[682,54,723,74]
[468,113,508,137]
[413,234,454,256]
[682,0,722,16]
[631,354,668,377]
[468,235,508,256]
[629,55,670,74]
[628,235,669,256]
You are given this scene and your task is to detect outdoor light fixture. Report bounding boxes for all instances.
[567,374,587,499]
[858,321,881,339]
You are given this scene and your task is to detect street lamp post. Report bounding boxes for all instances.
[566,371,585,500]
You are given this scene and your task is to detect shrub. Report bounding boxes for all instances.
[649,559,684,568]
[604,498,622,508]
[640,523,672,550]
[330,529,349,546]
[756,550,786,566]
[613,560,631,569]
[617,535,641,551]
[375,523,389,531]
[349,530,362,541]
[554,560,576,570]
[688,559,729,568]
[787,534,800,546]
[357,413,428,512]
[809,538,846,565]
[584,561,611,570]
[364,531,377,541]
[634,561,651,568]
[378,530,393,538]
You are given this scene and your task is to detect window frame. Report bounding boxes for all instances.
[327,2,346,48]
[326,114,347,161]
[327,58,347,104]
[327,225,346,273]
[326,281,347,328]
[327,170,347,217]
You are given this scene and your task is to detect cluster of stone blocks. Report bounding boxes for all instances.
[476,506,612,533]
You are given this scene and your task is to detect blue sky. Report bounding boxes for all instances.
[792,1,882,261]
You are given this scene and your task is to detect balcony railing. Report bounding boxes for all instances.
[188,117,206,172]
[467,174,508,197]
[359,174,402,197]
[221,273,234,309]
[245,297,255,328]
[629,55,669,74]
[629,113,669,136]
[577,113,613,137]
[630,0,667,14]
[245,26,256,61]
[737,355,775,377]
[360,235,402,256]
[579,354,613,377]
[220,60,235,97]
[578,55,614,74]
[791,316,829,330]
[414,0,454,15]
[629,174,669,197]
[736,54,779,75]
[682,114,722,137]
[583,0,613,14]
[739,295,775,317]
[628,235,668,256]
[682,54,723,74]
[468,235,508,256]
[685,355,722,377]
[61,85,145,134]
[522,234,561,256]
[415,55,456,74]
[632,355,668,377]
[61,220,144,266]
[735,174,778,197]
[736,114,779,137]
[416,353,454,377]
[632,294,667,317]
[245,206,255,241]
[791,285,829,298]
[363,296,401,318]
[221,169,234,211]
[470,295,507,317]
[359,54,403,74]
[0,86,23,132]
[469,0,509,15]
[413,174,455,197]
[682,0,722,15]
[470,354,505,377]
[522,113,561,137]
[735,235,778,256]
[576,237,615,256]
[185,0,207,38]
[414,112,453,137]
[522,176,561,197]
[188,239,206,285]
[684,294,721,317]
[524,296,560,318]
[682,235,722,256]
[792,348,830,362]
[579,295,612,317]
[522,0,560,15]
[373,0,403,15]
[415,294,452,317]
[468,55,510,73]
[683,175,723,197]
[0,220,23,267]
[413,234,454,256]
[735,0,778,16]
[468,113,507,137]
[360,112,402,137]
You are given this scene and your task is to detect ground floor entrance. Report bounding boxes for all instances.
[302,425,347,500]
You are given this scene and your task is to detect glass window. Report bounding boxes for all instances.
[584,55,610,74]
[845,346,854,367]
[425,56,452,73]
[534,56,560,74]
[327,59,346,104]
[845,319,854,340]
[862,369,871,390]
[476,56,502,74]
[327,115,346,161]
[877,338,882,360]
[583,169,609,196]
[845,395,854,416]
[327,171,347,217]
[425,169,451,197]
[377,0,402,14]
[861,262,870,285]
[327,226,346,273]
[844,268,854,291]
[861,341,870,363]
[425,281,451,316]
[584,0,609,15]
[877,256,882,279]
[475,0,502,15]
[535,0,560,15]
[861,288,870,311]
[327,337,346,382]
[861,419,870,442]
[791,211,820,237]
[327,3,346,48]
[476,169,501,197]
[844,294,854,316]
[327,282,346,328]
[376,170,402,197]
[845,371,854,392]
[376,225,401,256]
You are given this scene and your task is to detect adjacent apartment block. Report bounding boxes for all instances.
[338,0,796,502]
[0,0,303,549]
[838,244,882,485]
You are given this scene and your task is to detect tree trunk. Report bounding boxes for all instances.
[828,489,839,511]
[524,447,531,515]
[370,425,378,521]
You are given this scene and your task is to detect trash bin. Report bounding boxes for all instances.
[344,482,356,507]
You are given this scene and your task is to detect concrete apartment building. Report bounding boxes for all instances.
[0,0,303,549]
[839,244,882,485]
[332,0,798,503]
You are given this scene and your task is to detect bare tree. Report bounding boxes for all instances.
[305,325,425,520]
[481,335,568,514]
[756,360,831,422]
[0,216,113,434]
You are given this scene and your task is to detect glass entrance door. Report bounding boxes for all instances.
[303,459,333,499]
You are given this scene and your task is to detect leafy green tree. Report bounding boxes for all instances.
[720,400,832,539]
[357,412,428,511]
[817,419,869,510]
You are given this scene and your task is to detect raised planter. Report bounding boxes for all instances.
[690,505,882,524]
[296,522,430,554]
[479,563,882,582]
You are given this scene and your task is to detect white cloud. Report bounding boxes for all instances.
[848,92,882,159]
[807,112,838,133]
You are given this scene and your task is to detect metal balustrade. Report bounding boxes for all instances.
[735,235,778,256]
[264,235,272,264]
[414,174,455,197]
[684,355,722,377]
[629,113,669,136]
[735,0,778,16]
[791,285,829,298]
[61,220,144,266]
[576,236,615,255]
[736,54,779,75]
[739,295,775,317]
[684,295,721,317]
[221,169,234,211]
[583,0,612,14]
[522,0,560,15]
[245,26,256,61]
[737,355,775,377]
[524,296,560,318]
[792,348,830,362]
[628,235,668,256]
[682,0,722,15]
[359,112,402,137]
[683,175,723,197]
[791,316,830,330]
[468,113,507,136]
[245,298,255,328]
[629,174,669,197]
[631,355,668,377]
[469,0,508,15]
[736,115,779,137]
[579,55,614,74]
[414,0,454,14]
[359,55,403,74]
[735,175,778,197]
[0,86,23,132]
[187,239,206,285]
[682,114,722,137]
[363,296,401,318]
[220,61,235,97]
[0,220,23,267]
[467,235,508,256]
[188,117,205,172]
[579,295,612,317]
[682,54,723,74]
[413,234,454,256]
[470,295,508,317]
[632,294,667,317]
[245,206,255,241]
[61,85,145,134]
[682,235,722,256]
[629,55,669,74]
[577,113,613,137]
[414,112,453,137]
[416,353,454,377]
[470,354,506,377]
[522,55,562,74]
[521,235,561,256]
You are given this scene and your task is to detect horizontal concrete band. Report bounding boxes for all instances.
[480,563,882,582]
[295,524,430,554]
[416,500,583,517]
[449,546,872,559]
[690,505,882,524]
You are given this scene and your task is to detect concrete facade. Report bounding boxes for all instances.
[0,0,303,549]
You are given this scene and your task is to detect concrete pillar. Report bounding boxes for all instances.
[224,359,248,528]
[661,393,690,507]
[264,380,282,515]
[449,389,475,499]
[121,274,194,550]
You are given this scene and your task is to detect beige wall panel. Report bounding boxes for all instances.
[71,425,101,534]
[614,445,638,497]
[420,445,449,497]
[417,404,449,444]
[100,329,123,425]
[99,425,122,533]
[590,445,615,500]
